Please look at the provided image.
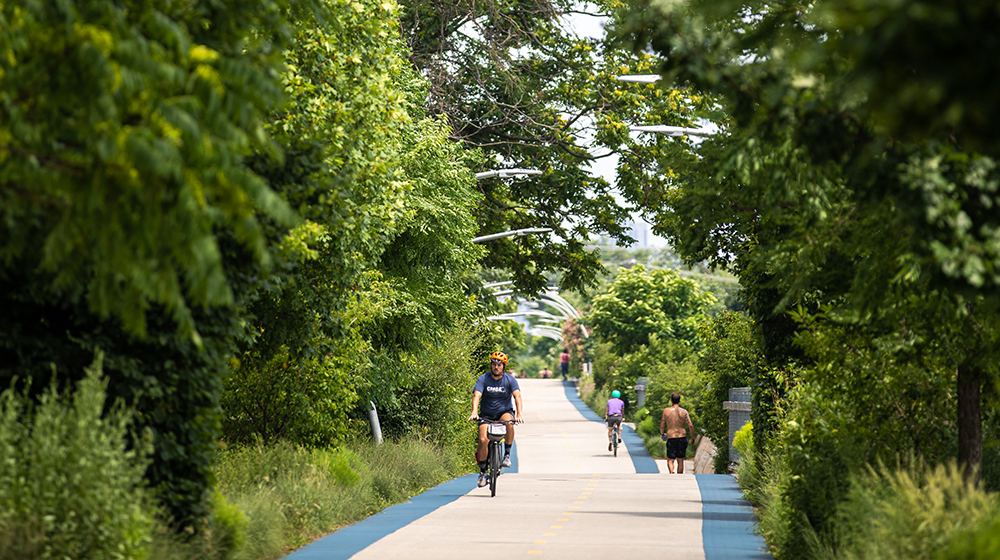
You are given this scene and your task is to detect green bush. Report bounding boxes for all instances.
[732,421,762,494]
[0,354,154,560]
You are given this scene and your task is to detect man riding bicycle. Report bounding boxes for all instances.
[469,351,524,488]
[605,390,625,451]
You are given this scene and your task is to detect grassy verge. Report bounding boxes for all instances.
[0,363,466,560]
[207,439,464,560]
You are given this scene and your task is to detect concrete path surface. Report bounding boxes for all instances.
[285,378,772,560]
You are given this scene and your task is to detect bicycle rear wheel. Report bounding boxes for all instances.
[613,428,618,457]
[489,442,500,497]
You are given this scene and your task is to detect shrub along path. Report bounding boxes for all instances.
[285,378,770,559]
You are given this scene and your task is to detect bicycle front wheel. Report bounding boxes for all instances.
[489,442,500,497]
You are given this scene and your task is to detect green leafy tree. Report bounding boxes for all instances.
[0,0,320,527]
[611,0,1000,554]
[588,264,716,355]
[397,0,714,296]
[0,0,314,340]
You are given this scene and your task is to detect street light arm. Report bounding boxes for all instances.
[616,74,661,83]
[630,125,717,137]
[474,168,544,180]
[471,227,552,244]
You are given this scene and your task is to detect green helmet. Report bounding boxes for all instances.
[611,390,621,398]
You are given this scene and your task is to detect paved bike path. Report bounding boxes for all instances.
[285,379,771,560]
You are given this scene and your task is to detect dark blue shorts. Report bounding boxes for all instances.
[479,410,515,423]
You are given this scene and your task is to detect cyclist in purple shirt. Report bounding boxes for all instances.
[469,351,524,487]
[605,390,625,451]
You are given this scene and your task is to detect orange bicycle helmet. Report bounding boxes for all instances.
[489,351,508,365]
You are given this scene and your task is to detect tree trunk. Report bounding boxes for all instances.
[956,361,983,487]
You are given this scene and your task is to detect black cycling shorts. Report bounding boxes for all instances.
[666,436,688,459]
[606,415,623,427]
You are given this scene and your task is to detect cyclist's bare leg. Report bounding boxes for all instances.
[476,424,490,464]
[500,412,515,448]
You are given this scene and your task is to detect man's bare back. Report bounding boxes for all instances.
[661,405,692,439]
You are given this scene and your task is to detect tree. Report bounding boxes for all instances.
[222,0,489,449]
[610,0,1000,553]
[0,0,316,340]
[588,264,716,355]
[612,0,1000,478]
[0,0,321,527]
[397,0,715,296]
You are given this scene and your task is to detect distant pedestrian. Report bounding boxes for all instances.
[539,367,552,379]
[659,392,695,474]
[559,351,570,379]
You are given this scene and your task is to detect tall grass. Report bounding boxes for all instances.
[811,461,1000,560]
[1,355,469,560]
[212,438,463,559]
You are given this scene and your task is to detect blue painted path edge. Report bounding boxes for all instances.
[696,474,773,560]
[284,474,477,560]
[561,380,659,473]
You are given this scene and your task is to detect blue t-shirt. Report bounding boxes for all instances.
[473,372,520,419]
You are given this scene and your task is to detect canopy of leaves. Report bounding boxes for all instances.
[588,264,716,355]
[0,0,319,341]
[397,0,715,296]
[610,0,1000,553]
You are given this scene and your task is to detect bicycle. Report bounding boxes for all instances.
[480,419,515,497]
[607,416,623,457]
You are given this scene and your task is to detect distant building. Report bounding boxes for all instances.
[628,220,649,248]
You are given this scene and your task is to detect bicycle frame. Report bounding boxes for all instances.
[479,419,514,497]
[608,418,622,457]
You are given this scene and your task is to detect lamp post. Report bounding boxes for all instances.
[471,227,552,244]
[474,168,543,180]
[630,125,717,137]
[616,74,661,83]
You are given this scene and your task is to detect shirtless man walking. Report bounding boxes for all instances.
[659,392,695,474]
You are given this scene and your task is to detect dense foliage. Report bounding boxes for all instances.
[588,265,716,354]
[397,0,718,295]
[610,0,1000,556]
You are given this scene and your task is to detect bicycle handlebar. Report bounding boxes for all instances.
[470,417,521,424]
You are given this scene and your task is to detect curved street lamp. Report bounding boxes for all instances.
[616,74,661,83]
[474,168,543,180]
[630,125,717,137]
[472,227,552,244]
